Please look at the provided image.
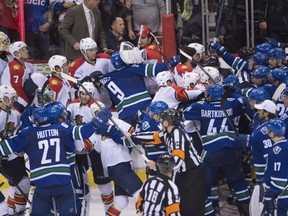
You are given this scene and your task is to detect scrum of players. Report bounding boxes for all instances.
[0,29,288,216]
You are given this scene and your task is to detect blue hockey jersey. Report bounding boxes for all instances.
[264,139,288,200]
[250,121,274,181]
[100,63,168,121]
[0,121,95,188]
[183,98,244,152]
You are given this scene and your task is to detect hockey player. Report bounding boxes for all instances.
[1,41,34,112]
[135,101,168,176]
[266,47,287,69]
[173,46,195,87]
[195,66,223,91]
[263,118,288,216]
[69,37,114,104]
[136,154,181,216]
[67,82,114,213]
[182,72,200,89]
[99,43,169,126]
[250,66,270,87]
[250,100,277,183]
[89,102,143,216]
[183,84,250,216]
[153,71,203,109]
[138,26,163,64]
[131,108,205,216]
[47,55,71,106]
[0,85,30,215]
[69,37,115,80]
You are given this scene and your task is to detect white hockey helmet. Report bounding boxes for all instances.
[119,41,147,64]
[79,82,96,95]
[0,32,10,52]
[188,43,205,58]
[48,55,67,72]
[90,101,105,117]
[0,85,17,102]
[182,72,200,88]
[200,67,221,84]
[9,41,28,58]
[80,37,97,56]
[156,71,173,86]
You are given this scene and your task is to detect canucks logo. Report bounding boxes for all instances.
[261,126,269,135]
[142,121,150,131]
[273,146,282,154]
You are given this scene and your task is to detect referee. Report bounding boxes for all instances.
[132,108,205,216]
[136,154,180,216]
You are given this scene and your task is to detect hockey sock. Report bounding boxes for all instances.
[106,204,121,216]
[98,183,114,211]
[7,186,16,215]
[14,193,27,214]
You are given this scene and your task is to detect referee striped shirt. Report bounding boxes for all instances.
[132,126,202,173]
[136,174,180,216]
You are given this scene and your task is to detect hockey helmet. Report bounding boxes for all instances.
[248,87,270,103]
[188,43,205,57]
[80,37,97,58]
[203,55,220,68]
[266,118,286,136]
[157,154,175,173]
[32,107,50,125]
[182,72,200,88]
[160,108,179,126]
[0,85,17,104]
[47,102,68,124]
[206,84,224,101]
[147,101,169,116]
[239,46,255,60]
[79,82,96,95]
[268,68,286,83]
[9,41,28,58]
[223,75,239,89]
[250,66,270,79]
[255,43,272,54]
[267,48,286,60]
[0,32,10,52]
[252,52,268,66]
[155,71,173,86]
[111,51,126,70]
[48,55,68,72]
[119,41,147,64]
[200,66,221,83]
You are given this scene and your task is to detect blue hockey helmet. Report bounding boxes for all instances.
[223,75,240,89]
[32,107,49,125]
[250,66,270,79]
[252,52,268,66]
[147,101,169,116]
[255,43,272,54]
[268,68,286,83]
[266,38,284,49]
[267,48,286,60]
[248,87,270,103]
[111,51,126,70]
[266,118,286,136]
[47,102,68,124]
[206,84,224,101]
[157,154,175,173]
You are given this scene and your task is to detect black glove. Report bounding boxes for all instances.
[263,195,275,214]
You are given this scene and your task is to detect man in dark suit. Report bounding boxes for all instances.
[59,0,107,61]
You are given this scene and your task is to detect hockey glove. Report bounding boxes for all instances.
[168,55,181,67]
[234,134,250,148]
[209,42,226,56]
[96,107,112,123]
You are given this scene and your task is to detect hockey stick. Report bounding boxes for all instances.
[220,87,239,135]
[214,0,225,43]
[179,48,216,84]
[137,25,144,48]
[272,83,286,103]
[61,73,149,163]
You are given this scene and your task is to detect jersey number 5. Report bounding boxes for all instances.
[38,138,60,164]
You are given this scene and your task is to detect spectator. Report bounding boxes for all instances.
[24,0,53,60]
[131,0,165,37]
[106,16,127,52]
[59,0,107,61]
[110,0,134,41]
